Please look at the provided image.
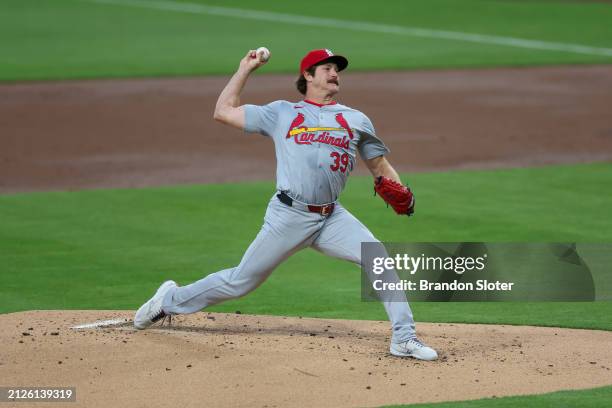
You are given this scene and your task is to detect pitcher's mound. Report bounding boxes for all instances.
[2,310,611,407]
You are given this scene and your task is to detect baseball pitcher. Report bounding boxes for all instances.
[134,48,438,361]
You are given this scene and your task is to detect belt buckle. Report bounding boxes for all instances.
[321,204,332,216]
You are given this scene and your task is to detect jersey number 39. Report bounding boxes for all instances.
[330,152,350,173]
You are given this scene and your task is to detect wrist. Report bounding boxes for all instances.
[237,65,254,76]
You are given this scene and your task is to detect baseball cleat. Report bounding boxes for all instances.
[134,280,177,330]
[390,337,438,361]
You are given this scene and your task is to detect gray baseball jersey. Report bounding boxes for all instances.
[244,100,389,204]
[162,99,417,344]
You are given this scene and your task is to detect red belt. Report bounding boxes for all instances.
[277,192,335,216]
[307,203,335,216]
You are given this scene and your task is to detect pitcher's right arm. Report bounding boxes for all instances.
[213,49,270,130]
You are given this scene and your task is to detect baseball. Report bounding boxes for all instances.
[256,46,270,62]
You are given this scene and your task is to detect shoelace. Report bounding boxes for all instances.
[404,338,425,348]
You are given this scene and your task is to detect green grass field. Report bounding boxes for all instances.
[2,163,611,328]
[388,385,612,408]
[1,0,612,81]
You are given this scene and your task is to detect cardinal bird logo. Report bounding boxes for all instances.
[286,112,306,138]
[334,113,353,139]
[285,112,353,149]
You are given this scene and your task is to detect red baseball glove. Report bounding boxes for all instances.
[374,176,415,216]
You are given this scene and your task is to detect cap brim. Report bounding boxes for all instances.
[322,55,349,71]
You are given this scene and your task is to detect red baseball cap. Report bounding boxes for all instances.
[299,49,348,74]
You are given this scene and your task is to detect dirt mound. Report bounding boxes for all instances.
[2,310,611,407]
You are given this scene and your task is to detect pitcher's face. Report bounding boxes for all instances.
[308,63,340,95]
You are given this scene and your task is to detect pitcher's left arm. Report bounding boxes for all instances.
[364,155,400,183]
[365,156,415,216]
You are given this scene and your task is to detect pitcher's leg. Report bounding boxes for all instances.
[163,198,319,314]
[311,204,416,343]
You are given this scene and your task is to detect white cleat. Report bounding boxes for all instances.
[390,337,438,361]
[134,280,177,330]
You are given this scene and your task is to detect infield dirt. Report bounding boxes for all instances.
[2,310,612,407]
[1,66,611,192]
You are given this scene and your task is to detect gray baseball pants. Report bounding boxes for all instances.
[162,194,416,343]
